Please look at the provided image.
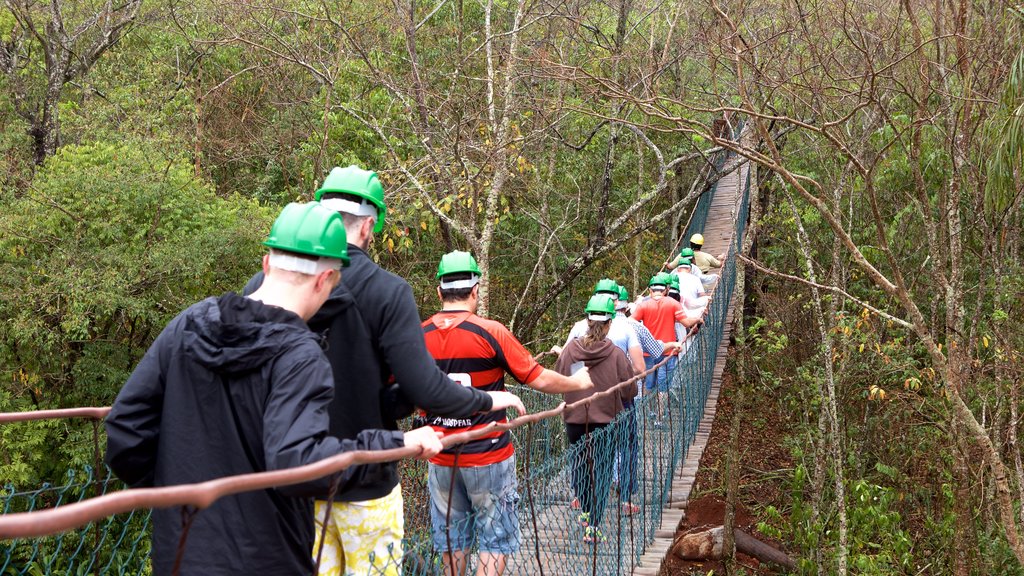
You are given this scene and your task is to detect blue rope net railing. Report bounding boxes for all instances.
[1,141,752,576]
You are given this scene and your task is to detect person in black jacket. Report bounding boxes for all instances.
[106,203,443,576]
[243,167,525,576]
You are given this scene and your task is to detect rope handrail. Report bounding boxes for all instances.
[0,407,111,424]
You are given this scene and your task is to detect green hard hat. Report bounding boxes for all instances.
[585,294,616,320]
[648,273,669,288]
[594,278,619,295]
[263,202,350,265]
[617,285,629,301]
[679,257,694,267]
[436,250,482,279]
[668,274,680,289]
[314,165,387,233]
[679,247,696,259]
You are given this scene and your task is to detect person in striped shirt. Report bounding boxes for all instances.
[421,251,593,576]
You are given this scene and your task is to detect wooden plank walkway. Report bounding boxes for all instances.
[631,153,749,575]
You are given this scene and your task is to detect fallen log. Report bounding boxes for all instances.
[671,525,796,570]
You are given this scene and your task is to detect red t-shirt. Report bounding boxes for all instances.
[633,296,684,344]
[421,310,543,466]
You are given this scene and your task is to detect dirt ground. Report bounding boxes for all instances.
[660,358,795,575]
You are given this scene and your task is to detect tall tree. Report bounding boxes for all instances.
[1,0,143,164]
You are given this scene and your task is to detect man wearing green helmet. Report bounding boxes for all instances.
[107,203,438,576]
[633,273,701,425]
[421,251,592,574]
[673,255,710,313]
[244,169,524,576]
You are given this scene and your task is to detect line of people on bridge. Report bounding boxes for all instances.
[103,164,724,576]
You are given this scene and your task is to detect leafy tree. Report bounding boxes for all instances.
[0,140,270,484]
[0,0,143,164]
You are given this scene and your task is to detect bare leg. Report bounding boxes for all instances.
[441,550,470,576]
[476,552,507,576]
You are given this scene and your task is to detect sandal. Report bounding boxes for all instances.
[583,526,605,543]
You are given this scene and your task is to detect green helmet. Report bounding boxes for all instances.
[594,278,619,295]
[679,257,694,268]
[315,165,387,233]
[668,274,680,289]
[263,202,350,265]
[649,273,670,288]
[585,294,616,321]
[617,285,629,301]
[437,250,482,278]
[437,250,482,290]
[679,247,696,259]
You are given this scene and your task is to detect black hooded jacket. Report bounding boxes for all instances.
[244,245,493,501]
[105,293,403,576]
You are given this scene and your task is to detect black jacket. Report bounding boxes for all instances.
[105,293,402,576]
[244,245,493,501]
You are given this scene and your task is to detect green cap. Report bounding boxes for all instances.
[315,165,387,233]
[617,285,629,301]
[585,294,616,320]
[679,247,695,259]
[263,202,350,265]
[594,278,619,295]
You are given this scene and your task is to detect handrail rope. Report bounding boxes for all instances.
[0,407,111,424]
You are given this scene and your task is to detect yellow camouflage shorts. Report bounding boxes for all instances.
[313,486,403,576]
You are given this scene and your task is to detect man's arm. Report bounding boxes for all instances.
[264,351,430,498]
[627,346,645,374]
[676,313,702,329]
[629,320,665,358]
[528,368,592,394]
[105,327,171,487]
[485,320,593,395]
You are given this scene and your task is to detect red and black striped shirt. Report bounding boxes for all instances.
[421,310,543,466]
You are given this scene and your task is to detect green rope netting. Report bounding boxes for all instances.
[2,467,150,576]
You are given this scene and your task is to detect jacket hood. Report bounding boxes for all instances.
[183,292,311,375]
[566,338,619,362]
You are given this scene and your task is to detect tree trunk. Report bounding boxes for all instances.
[672,526,796,570]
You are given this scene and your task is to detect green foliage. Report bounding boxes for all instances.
[984,8,1024,214]
[0,141,271,485]
[759,464,914,575]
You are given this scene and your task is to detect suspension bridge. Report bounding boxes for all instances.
[1,132,752,576]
